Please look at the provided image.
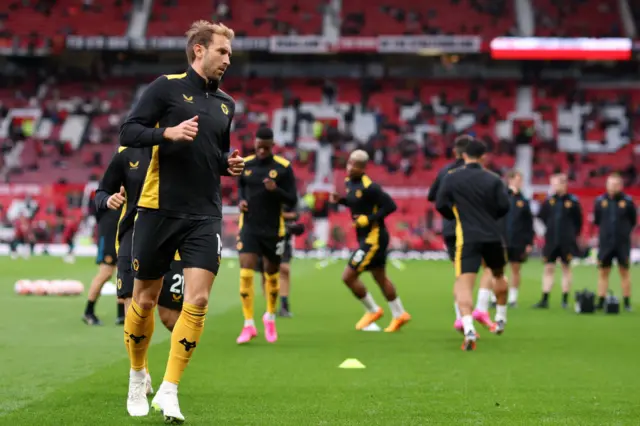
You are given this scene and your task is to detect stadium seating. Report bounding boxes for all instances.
[531,0,621,37]
[341,0,515,38]
[146,0,323,37]
[2,74,639,250]
[0,0,131,37]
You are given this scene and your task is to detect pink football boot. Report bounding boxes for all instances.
[236,325,257,344]
[263,314,278,343]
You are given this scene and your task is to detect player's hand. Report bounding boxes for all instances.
[354,215,369,228]
[239,200,249,212]
[329,192,341,204]
[227,150,245,176]
[107,186,125,210]
[263,178,277,191]
[164,116,198,142]
[526,245,533,254]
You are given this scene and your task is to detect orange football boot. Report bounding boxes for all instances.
[384,312,412,332]
[355,307,384,330]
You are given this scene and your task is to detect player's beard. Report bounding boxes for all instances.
[204,53,222,81]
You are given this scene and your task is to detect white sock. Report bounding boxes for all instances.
[454,302,461,320]
[264,313,276,321]
[508,288,518,304]
[462,315,475,334]
[495,305,507,323]
[244,319,255,327]
[490,292,497,303]
[475,288,492,312]
[388,297,405,318]
[360,292,380,313]
[160,381,178,394]
[130,368,146,380]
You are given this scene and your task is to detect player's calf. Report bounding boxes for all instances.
[534,263,555,308]
[370,269,410,332]
[343,267,384,330]
[158,306,180,331]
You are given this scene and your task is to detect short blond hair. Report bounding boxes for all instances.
[349,149,369,167]
[185,20,235,64]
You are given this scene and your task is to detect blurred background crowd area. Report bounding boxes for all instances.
[1,0,640,253]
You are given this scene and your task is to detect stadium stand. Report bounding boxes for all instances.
[341,0,516,37]
[1,0,639,253]
[146,0,324,36]
[0,0,132,37]
[532,0,621,37]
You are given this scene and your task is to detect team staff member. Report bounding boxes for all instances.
[436,139,510,351]
[534,173,582,309]
[330,150,411,333]
[118,20,245,422]
[593,173,636,312]
[82,206,119,326]
[236,127,297,345]
[427,135,471,329]
[504,170,534,307]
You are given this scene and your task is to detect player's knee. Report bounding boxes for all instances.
[279,263,290,277]
[185,292,209,308]
[134,296,157,311]
[342,268,357,285]
[99,264,115,280]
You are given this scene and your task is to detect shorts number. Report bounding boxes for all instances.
[275,240,285,256]
[352,249,366,264]
[216,233,222,255]
[171,274,185,295]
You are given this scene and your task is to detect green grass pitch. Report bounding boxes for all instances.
[0,256,639,425]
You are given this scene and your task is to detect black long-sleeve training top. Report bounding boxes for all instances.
[504,189,535,248]
[338,175,397,241]
[538,193,582,248]
[427,158,465,239]
[94,146,151,257]
[436,163,510,244]
[238,154,298,238]
[594,192,637,249]
[119,66,235,219]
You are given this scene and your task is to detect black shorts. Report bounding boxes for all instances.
[348,231,389,272]
[598,245,631,269]
[445,236,456,262]
[454,241,506,276]
[117,256,184,311]
[238,230,284,265]
[281,238,293,264]
[543,244,574,265]
[132,209,222,280]
[96,233,117,266]
[507,246,528,263]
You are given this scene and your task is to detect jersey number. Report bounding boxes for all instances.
[276,240,285,256]
[171,274,185,295]
[352,249,366,264]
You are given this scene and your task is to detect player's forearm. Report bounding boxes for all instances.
[369,200,396,223]
[119,123,166,147]
[275,188,297,205]
[94,190,110,213]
